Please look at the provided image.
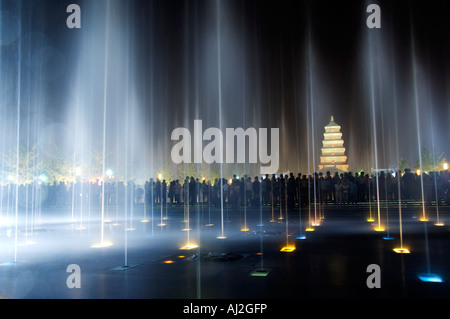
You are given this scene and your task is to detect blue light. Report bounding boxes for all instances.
[417,273,443,283]
[296,235,306,240]
[0,262,17,266]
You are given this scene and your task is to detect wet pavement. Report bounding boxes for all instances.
[0,203,449,299]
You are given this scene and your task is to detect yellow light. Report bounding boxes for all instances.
[202,177,206,181]
[393,248,410,254]
[104,219,112,223]
[416,169,421,176]
[157,223,166,227]
[280,246,296,252]
[311,221,321,227]
[444,163,448,170]
[241,228,250,232]
[141,219,150,223]
[157,173,162,180]
[18,240,36,246]
[91,241,113,248]
[217,236,227,239]
[126,227,136,231]
[305,227,315,232]
[178,255,185,258]
[435,222,445,226]
[419,217,428,222]
[374,226,385,232]
[180,243,199,250]
[163,260,174,264]
[228,178,232,184]
[367,217,375,222]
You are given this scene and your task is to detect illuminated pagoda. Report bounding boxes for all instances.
[318,115,349,172]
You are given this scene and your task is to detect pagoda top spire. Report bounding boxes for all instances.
[326,115,339,128]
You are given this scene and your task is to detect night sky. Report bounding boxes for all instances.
[1,0,450,181]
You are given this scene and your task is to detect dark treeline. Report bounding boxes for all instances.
[2,169,450,210]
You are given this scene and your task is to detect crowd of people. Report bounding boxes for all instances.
[2,169,450,210]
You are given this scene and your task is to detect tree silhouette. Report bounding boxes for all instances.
[415,147,447,173]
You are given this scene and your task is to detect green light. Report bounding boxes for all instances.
[250,268,272,277]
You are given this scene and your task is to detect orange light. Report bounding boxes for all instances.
[163,260,174,264]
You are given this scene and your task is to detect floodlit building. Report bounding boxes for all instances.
[318,115,349,172]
